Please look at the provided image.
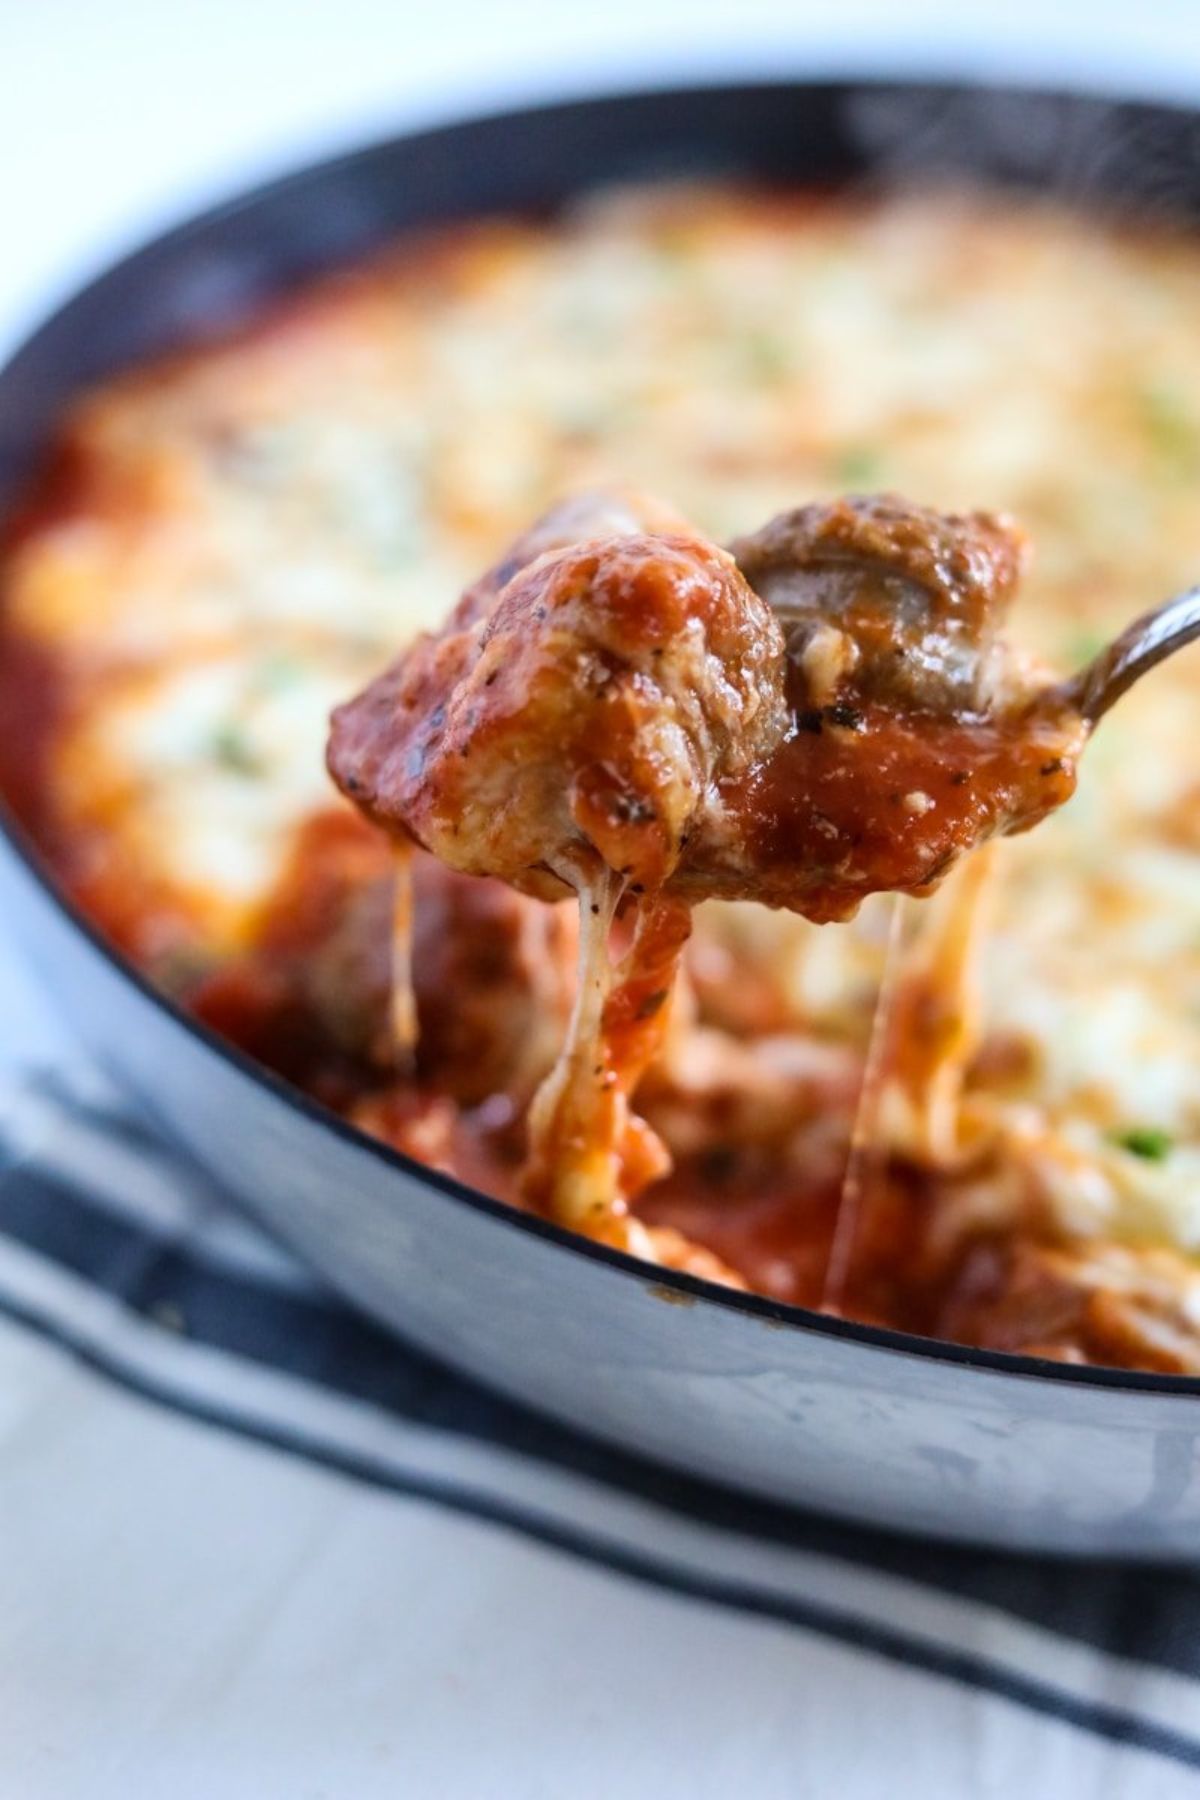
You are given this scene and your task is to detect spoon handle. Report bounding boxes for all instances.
[1063,584,1200,724]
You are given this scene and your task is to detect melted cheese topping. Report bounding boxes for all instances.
[3,183,1199,1259]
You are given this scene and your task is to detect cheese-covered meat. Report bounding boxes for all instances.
[329,491,1087,923]
[329,493,788,903]
[328,488,1090,1248]
[708,494,1087,918]
[730,493,1027,713]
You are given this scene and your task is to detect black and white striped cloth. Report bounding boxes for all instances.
[4,1025,1200,1796]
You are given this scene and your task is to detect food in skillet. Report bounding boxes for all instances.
[2,184,1198,1369]
[328,488,1088,1253]
[331,491,1083,916]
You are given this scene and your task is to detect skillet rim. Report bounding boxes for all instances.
[3,73,1200,1400]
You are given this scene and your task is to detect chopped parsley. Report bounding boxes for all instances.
[251,652,306,694]
[1110,1125,1174,1163]
[212,722,261,777]
[833,445,884,487]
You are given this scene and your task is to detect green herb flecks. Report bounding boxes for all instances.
[1110,1125,1174,1162]
[833,445,885,487]
[251,652,307,695]
[212,722,262,777]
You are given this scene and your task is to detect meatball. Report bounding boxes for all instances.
[330,501,788,902]
[332,490,1086,924]
[688,493,1088,920]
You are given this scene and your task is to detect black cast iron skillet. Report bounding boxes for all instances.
[2,81,1199,1556]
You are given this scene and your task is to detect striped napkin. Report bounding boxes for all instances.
[3,1029,1200,1795]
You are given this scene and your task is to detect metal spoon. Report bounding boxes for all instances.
[1058,584,1200,725]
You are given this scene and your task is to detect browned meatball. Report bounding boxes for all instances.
[729,492,1028,713]
[408,858,576,1104]
[326,486,1092,1248]
[689,493,1086,919]
[330,501,788,903]
[330,490,1086,925]
[186,807,575,1109]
